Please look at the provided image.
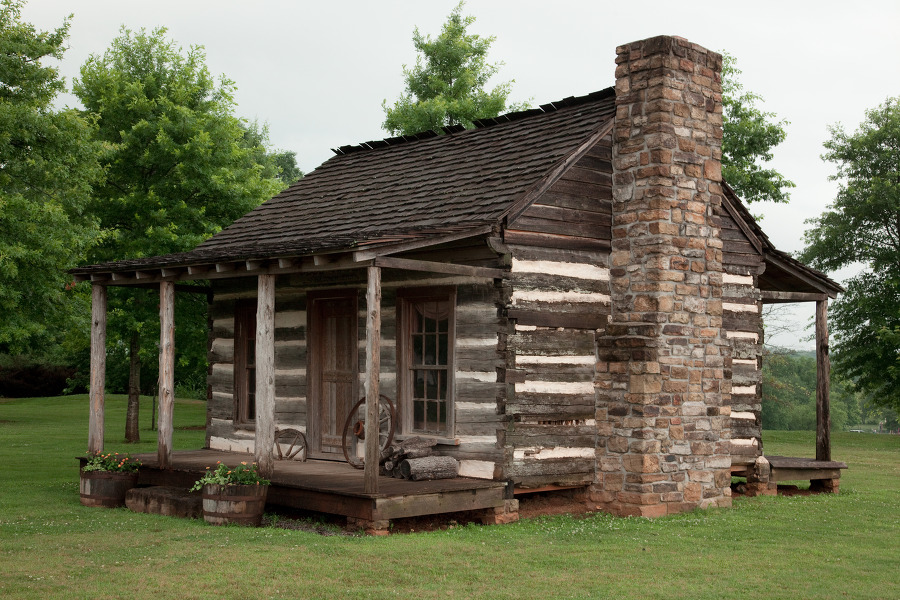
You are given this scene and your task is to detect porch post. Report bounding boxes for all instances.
[255,274,276,478]
[364,266,382,494]
[88,283,107,454]
[158,281,175,469]
[816,299,831,461]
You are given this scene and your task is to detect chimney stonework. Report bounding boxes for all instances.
[592,35,732,517]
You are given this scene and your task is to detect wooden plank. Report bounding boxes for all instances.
[364,266,381,494]
[507,308,608,330]
[254,274,277,477]
[519,203,612,227]
[720,195,763,254]
[771,468,843,483]
[374,256,505,279]
[816,299,831,462]
[373,487,505,520]
[511,215,609,240]
[504,230,611,252]
[761,290,828,303]
[157,281,175,469]
[88,284,107,454]
[766,456,847,470]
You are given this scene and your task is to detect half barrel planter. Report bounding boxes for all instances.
[201,483,268,526]
[79,470,139,507]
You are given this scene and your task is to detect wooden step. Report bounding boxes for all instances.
[126,486,202,519]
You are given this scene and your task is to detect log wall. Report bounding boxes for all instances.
[714,203,764,465]
[502,137,614,488]
[502,244,611,488]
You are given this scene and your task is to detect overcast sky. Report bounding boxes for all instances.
[22,0,900,348]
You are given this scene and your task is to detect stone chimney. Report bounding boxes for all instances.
[593,36,732,517]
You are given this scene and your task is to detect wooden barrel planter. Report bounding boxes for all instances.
[201,483,268,526]
[79,471,138,508]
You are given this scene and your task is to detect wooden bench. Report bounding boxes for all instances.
[767,455,848,493]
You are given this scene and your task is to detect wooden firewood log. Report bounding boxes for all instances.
[398,456,459,481]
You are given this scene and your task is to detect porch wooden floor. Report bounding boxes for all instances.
[132,449,508,523]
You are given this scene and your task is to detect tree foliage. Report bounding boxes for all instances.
[75,27,285,262]
[382,1,528,136]
[721,53,795,204]
[73,27,287,436]
[762,350,859,431]
[802,97,900,411]
[0,0,102,353]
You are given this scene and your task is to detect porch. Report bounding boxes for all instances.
[129,449,511,531]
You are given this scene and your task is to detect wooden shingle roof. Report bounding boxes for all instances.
[73,89,616,277]
[198,90,616,255]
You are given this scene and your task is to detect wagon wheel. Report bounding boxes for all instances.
[341,395,396,469]
[275,428,308,461]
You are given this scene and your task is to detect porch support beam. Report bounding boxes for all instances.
[255,273,277,478]
[373,256,506,279]
[88,284,107,454]
[158,281,175,468]
[816,299,831,461]
[364,266,382,494]
[761,290,828,303]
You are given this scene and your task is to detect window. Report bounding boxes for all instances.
[234,300,257,424]
[398,287,456,437]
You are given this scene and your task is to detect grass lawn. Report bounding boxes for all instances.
[1,394,898,599]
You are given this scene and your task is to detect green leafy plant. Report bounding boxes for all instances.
[82,451,142,473]
[190,461,270,492]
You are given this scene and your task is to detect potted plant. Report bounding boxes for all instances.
[191,461,270,526]
[80,452,142,507]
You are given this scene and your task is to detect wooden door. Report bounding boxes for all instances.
[308,291,358,458]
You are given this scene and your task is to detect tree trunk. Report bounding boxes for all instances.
[125,331,141,443]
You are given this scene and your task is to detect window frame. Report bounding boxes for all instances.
[396,286,457,438]
[233,299,257,426]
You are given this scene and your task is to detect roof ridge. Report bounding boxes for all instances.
[331,87,615,157]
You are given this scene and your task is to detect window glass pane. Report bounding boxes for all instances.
[425,332,436,365]
[414,369,425,398]
[413,334,423,366]
[439,401,447,425]
[438,333,448,365]
[426,401,438,429]
[413,401,424,430]
[438,371,446,400]
[426,370,438,399]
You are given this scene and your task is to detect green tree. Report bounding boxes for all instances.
[74,27,285,441]
[721,53,795,204]
[382,1,528,136]
[241,119,303,185]
[0,0,102,354]
[802,97,900,412]
[762,350,858,431]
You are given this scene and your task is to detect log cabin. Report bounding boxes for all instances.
[73,34,843,521]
